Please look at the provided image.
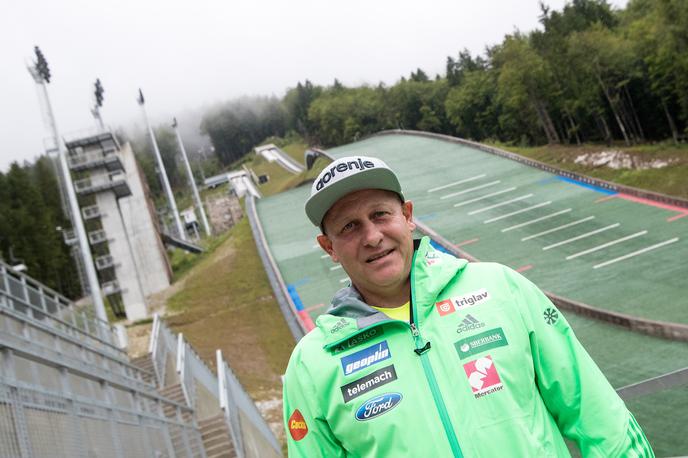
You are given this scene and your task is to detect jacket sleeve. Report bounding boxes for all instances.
[283,346,346,458]
[502,266,654,458]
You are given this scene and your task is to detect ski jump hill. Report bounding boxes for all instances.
[249,130,688,456]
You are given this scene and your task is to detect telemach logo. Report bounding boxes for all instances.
[340,365,397,403]
[456,314,485,334]
[315,158,376,191]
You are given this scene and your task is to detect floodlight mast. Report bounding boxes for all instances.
[172,118,211,236]
[91,78,105,130]
[137,90,186,241]
[27,47,108,324]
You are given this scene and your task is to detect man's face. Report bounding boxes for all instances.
[317,189,416,301]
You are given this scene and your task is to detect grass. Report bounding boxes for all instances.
[165,211,294,395]
[249,139,328,198]
[486,141,688,199]
[168,230,232,282]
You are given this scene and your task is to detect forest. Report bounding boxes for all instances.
[202,0,687,164]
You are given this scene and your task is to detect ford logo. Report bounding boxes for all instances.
[355,392,402,421]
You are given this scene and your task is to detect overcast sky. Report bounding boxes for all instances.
[0,0,627,171]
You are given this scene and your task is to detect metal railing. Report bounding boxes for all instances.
[245,195,306,342]
[0,260,121,351]
[67,147,121,171]
[217,350,282,458]
[149,314,282,456]
[149,314,179,388]
[177,333,220,420]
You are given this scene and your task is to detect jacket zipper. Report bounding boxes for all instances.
[410,251,464,458]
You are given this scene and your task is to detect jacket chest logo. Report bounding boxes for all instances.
[435,288,490,316]
[341,341,391,376]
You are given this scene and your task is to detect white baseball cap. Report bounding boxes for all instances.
[305,156,404,227]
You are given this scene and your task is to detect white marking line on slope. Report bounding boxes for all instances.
[320,254,329,259]
[330,265,342,271]
[484,202,551,224]
[566,231,648,260]
[339,277,350,283]
[428,174,486,193]
[501,209,572,232]
[542,224,620,251]
[453,187,517,208]
[593,238,680,269]
[440,181,501,200]
[521,216,595,241]
[468,194,534,215]
[312,244,319,249]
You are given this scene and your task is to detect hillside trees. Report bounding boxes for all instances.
[0,160,80,298]
[200,96,286,166]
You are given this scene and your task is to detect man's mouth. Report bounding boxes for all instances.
[366,249,394,263]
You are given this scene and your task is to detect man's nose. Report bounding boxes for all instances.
[361,220,383,247]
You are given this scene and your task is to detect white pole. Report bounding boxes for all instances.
[138,93,186,241]
[173,119,211,236]
[29,66,108,323]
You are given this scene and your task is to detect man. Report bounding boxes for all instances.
[283,155,653,457]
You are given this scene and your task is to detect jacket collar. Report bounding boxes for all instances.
[316,236,469,348]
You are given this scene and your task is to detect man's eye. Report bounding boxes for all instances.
[373,211,388,219]
[341,222,355,233]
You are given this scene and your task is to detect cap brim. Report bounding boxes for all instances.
[305,167,403,227]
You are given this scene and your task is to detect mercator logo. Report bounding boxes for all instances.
[456,314,485,334]
[315,158,376,191]
[463,355,503,398]
[355,393,402,421]
[341,341,391,376]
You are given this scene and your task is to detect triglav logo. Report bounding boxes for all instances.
[316,158,376,191]
[463,355,503,398]
[355,393,402,421]
[435,299,455,316]
[452,289,490,310]
[456,314,485,333]
[341,341,391,376]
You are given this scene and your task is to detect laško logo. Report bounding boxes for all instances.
[315,158,376,191]
[463,355,503,398]
[288,409,308,441]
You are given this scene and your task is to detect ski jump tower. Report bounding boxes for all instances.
[66,130,172,320]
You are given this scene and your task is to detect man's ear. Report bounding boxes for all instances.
[317,234,339,262]
[402,200,416,231]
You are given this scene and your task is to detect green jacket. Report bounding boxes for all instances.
[283,237,653,457]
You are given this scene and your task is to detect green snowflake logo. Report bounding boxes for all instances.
[543,308,559,325]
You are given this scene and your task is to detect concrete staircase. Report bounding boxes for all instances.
[130,353,157,385]
[199,413,237,458]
